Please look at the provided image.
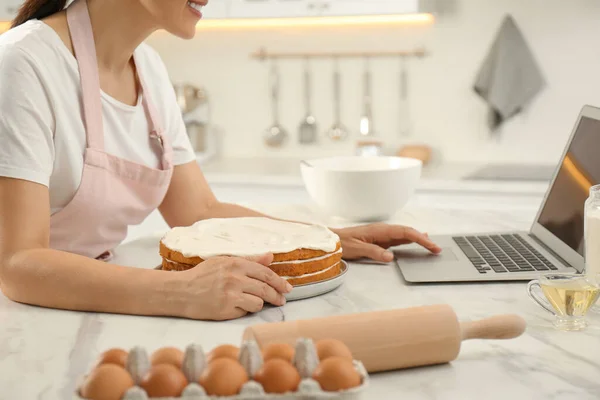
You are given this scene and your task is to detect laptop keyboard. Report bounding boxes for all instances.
[452,234,559,274]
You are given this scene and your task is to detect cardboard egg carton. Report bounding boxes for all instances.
[75,338,369,400]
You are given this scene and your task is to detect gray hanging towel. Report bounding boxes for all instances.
[473,15,546,132]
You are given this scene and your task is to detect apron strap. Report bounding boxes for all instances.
[134,52,161,136]
[66,0,105,151]
[133,51,172,169]
[66,0,170,167]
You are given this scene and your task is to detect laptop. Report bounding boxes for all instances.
[395,105,600,282]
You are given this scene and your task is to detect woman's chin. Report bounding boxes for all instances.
[167,26,197,40]
[180,29,198,40]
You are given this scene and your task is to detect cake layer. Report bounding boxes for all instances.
[160,217,340,261]
[269,250,342,276]
[285,262,342,286]
[161,249,342,277]
[162,258,343,286]
[160,240,342,267]
[162,258,195,272]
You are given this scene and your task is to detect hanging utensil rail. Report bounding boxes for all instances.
[250,47,428,61]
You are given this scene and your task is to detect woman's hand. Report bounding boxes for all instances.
[334,223,442,263]
[176,253,292,321]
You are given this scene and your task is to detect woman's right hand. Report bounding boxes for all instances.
[176,253,293,321]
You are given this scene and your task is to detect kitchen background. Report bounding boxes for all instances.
[144,0,600,166]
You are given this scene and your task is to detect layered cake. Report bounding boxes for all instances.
[159,217,343,285]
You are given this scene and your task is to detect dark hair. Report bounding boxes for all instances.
[12,0,68,28]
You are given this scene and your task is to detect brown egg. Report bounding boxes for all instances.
[206,344,240,363]
[198,358,249,396]
[80,364,134,400]
[150,347,184,368]
[140,364,188,398]
[254,359,301,394]
[262,343,295,363]
[312,357,361,392]
[315,339,353,361]
[96,348,128,368]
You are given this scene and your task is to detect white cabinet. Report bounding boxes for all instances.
[321,0,420,17]
[202,0,232,19]
[229,0,309,19]
[227,0,422,19]
[0,0,21,21]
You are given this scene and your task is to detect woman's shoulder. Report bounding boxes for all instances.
[134,43,177,104]
[0,20,45,44]
[0,20,64,71]
[135,42,171,79]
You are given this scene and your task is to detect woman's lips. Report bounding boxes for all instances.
[187,1,204,18]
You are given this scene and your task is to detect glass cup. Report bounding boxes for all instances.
[590,275,600,315]
[527,273,600,331]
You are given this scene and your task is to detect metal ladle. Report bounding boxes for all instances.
[264,60,288,148]
[399,55,411,137]
[359,56,374,137]
[326,57,348,141]
[356,57,382,157]
[298,57,318,144]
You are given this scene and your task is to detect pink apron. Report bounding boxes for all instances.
[49,0,173,260]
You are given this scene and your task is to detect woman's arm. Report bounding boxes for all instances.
[0,177,289,320]
[159,162,442,263]
[0,177,187,316]
[158,161,267,227]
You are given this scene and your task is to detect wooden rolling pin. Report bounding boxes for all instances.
[242,304,526,373]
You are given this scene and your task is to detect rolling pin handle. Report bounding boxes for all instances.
[460,314,526,341]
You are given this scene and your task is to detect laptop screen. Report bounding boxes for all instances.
[536,116,600,256]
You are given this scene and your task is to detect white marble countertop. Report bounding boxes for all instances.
[1,203,599,400]
[199,157,551,196]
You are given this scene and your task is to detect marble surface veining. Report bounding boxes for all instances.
[1,203,599,400]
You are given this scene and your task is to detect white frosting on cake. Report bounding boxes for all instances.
[162,217,340,259]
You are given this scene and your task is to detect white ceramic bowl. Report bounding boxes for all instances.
[300,156,422,222]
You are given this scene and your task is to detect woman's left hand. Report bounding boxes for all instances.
[333,223,442,263]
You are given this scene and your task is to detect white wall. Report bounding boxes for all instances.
[146,0,600,164]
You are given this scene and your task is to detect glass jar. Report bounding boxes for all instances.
[584,184,600,278]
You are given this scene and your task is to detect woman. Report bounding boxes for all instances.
[0,0,441,321]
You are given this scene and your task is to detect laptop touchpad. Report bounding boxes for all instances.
[394,248,459,264]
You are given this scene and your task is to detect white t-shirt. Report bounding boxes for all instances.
[0,20,196,214]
